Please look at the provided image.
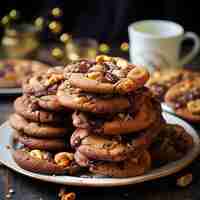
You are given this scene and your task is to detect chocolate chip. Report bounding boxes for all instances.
[105,72,119,83]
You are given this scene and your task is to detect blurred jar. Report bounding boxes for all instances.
[1,24,39,58]
[65,38,98,62]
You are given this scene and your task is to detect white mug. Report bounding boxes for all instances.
[128,20,200,72]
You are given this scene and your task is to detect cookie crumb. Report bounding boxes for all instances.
[60,192,76,200]
[6,193,12,199]
[6,145,11,149]
[177,173,193,187]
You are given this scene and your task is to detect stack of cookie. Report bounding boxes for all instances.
[57,55,165,177]
[10,67,79,175]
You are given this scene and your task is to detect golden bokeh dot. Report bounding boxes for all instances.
[99,43,110,53]
[1,16,10,25]
[34,17,44,30]
[51,7,63,17]
[120,42,129,51]
[48,21,62,34]
[51,47,64,60]
[9,9,19,19]
[60,33,71,43]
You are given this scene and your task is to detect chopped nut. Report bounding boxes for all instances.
[187,99,200,114]
[176,173,193,187]
[127,67,148,81]
[87,71,103,80]
[118,113,125,119]
[61,192,76,200]
[96,55,111,62]
[112,70,125,78]
[54,152,73,167]
[45,74,64,86]
[117,79,135,92]
[89,64,105,72]
[116,58,128,69]
[29,150,43,160]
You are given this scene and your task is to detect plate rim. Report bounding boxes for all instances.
[0,112,199,187]
[0,87,22,95]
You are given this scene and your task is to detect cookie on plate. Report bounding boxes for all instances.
[71,118,163,162]
[165,78,200,122]
[13,131,68,151]
[147,68,199,101]
[13,148,80,174]
[10,114,68,138]
[72,91,161,135]
[150,124,193,165]
[0,59,49,88]
[65,55,149,94]
[74,150,151,178]
[57,80,132,114]
[14,95,64,123]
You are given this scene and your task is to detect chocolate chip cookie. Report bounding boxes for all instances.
[71,117,163,162]
[147,68,199,101]
[10,114,68,138]
[13,148,79,174]
[13,131,68,151]
[165,78,200,122]
[89,150,151,177]
[14,95,64,123]
[0,59,49,88]
[150,124,193,165]
[72,93,160,135]
[57,80,131,114]
[65,55,149,94]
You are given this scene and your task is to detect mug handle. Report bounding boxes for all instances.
[178,32,200,66]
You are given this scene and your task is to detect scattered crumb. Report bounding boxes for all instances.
[5,193,11,199]
[60,192,76,200]
[177,173,193,187]
[6,145,11,149]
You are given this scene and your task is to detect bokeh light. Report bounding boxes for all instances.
[99,43,110,53]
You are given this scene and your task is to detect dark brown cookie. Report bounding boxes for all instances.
[10,114,68,138]
[23,66,64,96]
[89,150,151,177]
[57,80,131,114]
[14,95,64,123]
[70,118,163,162]
[13,149,80,175]
[66,56,149,94]
[37,95,66,111]
[165,79,200,122]
[147,69,199,101]
[72,93,160,135]
[150,124,193,165]
[13,131,68,151]
[0,59,49,88]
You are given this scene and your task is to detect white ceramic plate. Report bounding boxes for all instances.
[0,88,22,95]
[0,112,199,187]
[161,103,175,114]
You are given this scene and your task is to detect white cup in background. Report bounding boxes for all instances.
[128,20,200,72]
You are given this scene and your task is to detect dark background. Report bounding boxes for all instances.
[0,0,199,43]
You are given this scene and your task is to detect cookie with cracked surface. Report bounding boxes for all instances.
[72,92,160,135]
[13,148,79,175]
[165,78,200,122]
[65,56,149,94]
[14,95,64,123]
[13,131,68,151]
[10,114,68,138]
[57,80,132,114]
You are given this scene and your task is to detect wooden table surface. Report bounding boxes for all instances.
[1,50,200,200]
